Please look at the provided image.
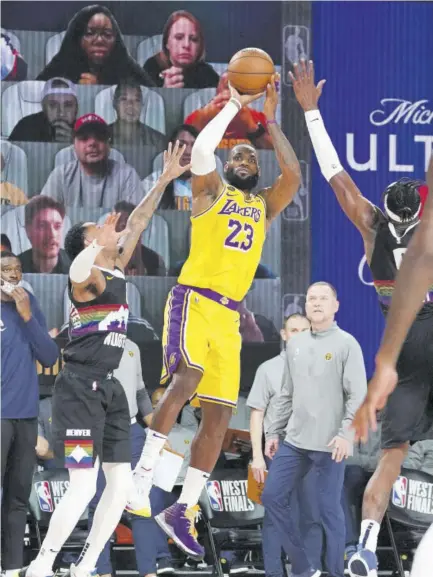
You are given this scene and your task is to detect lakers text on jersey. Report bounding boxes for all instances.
[162,185,267,408]
[179,184,267,302]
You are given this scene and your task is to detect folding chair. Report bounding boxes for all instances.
[385,467,433,577]
[198,465,264,577]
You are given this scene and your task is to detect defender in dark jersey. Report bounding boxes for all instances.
[290,61,433,577]
[21,133,191,577]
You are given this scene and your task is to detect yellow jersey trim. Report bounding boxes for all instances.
[192,185,226,219]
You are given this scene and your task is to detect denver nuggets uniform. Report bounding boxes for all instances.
[52,266,131,468]
[161,184,267,408]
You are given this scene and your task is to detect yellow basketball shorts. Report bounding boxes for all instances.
[161,284,241,408]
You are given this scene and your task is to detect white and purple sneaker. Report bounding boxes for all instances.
[155,503,204,560]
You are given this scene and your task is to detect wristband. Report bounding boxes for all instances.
[266,119,277,125]
[229,97,242,112]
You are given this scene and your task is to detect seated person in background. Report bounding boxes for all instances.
[403,440,433,476]
[1,234,12,252]
[36,397,55,469]
[185,71,273,149]
[343,424,381,562]
[143,124,197,211]
[1,29,27,80]
[143,10,219,89]
[239,298,280,342]
[0,152,28,206]
[9,78,78,143]
[41,114,144,207]
[19,195,70,274]
[113,200,166,276]
[108,80,167,151]
[37,4,153,86]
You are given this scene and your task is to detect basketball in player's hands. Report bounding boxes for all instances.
[227,47,275,95]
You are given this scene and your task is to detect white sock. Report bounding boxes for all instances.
[136,429,167,474]
[178,467,210,508]
[77,462,132,572]
[6,570,20,577]
[29,465,99,576]
[359,519,380,552]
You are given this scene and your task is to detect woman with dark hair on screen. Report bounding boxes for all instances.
[37,4,154,86]
[143,10,219,89]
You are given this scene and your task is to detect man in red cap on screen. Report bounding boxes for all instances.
[41,113,144,208]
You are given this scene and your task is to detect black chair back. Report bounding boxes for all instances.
[199,465,264,528]
[29,469,88,527]
[387,468,433,529]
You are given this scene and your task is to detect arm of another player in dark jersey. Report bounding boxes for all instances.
[290,61,379,247]
[257,75,301,222]
[376,154,433,367]
[118,142,191,268]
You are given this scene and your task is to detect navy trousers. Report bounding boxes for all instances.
[262,442,346,577]
[88,423,173,576]
[262,456,323,577]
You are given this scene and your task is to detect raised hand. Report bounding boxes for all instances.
[229,83,265,108]
[289,60,326,112]
[162,140,192,181]
[98,212,127,246]
[352,362,398,443]
[263,73,280,121]
[11,287,32,322]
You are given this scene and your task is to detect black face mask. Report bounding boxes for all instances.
[225,166,259,192]
[383,179,422,224]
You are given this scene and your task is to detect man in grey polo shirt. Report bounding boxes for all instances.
[262,282,367,577]
[41,114,144,207]
[247,313,323,576]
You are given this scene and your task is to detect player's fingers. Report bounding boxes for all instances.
[288,71,297,84]
[317,79,326,94]
[368,402,378,433]
[308,60,314,82]
[300,58,307,79]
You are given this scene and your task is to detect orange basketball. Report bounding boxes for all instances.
[227,48,275,95]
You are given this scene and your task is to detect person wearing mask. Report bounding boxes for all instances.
[9,78,78,143]
[108,81,167,151]
[143,11,219,89]
[41,114,144,207]
[37,5,153,86]
[19,195,70,274]
[1,250,58,576]
[185,71,274,150]
[263,282,367,577]
[247,313,323,575]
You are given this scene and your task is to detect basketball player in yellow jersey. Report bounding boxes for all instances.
[128,74,301,558]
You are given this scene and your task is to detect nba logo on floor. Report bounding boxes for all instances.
[206,480,223,511]
[35,480,54,513]
[392,475,408,508]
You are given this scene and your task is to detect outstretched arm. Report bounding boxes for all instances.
[191,88,265,204]
[291,61,379,249]
[353,154,433,441]
[258,74,301,221]
[118,142,191,268]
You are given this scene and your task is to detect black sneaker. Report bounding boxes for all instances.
[157,558,175,575]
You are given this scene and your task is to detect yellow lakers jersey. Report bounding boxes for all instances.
[179,184,267,302]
